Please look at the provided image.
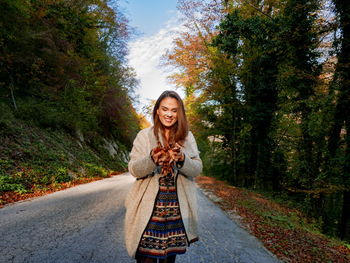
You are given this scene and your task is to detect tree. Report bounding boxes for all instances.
[327,0,350,240]
[0,0,140,146]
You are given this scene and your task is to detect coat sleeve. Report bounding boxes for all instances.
[128,130,156,179]
[178,131,203,177]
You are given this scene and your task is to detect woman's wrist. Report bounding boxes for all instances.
[176,154,185,168]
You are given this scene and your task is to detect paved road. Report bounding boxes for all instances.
[0,173,281,263]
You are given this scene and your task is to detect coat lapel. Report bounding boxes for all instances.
[149,126,166,147]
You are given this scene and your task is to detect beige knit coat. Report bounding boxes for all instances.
[124,126,203,259]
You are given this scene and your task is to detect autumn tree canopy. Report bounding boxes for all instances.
[164,0,350,241]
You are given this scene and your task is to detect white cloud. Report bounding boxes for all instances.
[127,13,186,115]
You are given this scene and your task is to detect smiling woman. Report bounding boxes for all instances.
[124,90,203,263]
[157,98,178,128]
[153,91,188,146]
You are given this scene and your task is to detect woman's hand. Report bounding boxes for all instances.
[151,143,184,176]
[151,146,165,165]
[169,142,184,163]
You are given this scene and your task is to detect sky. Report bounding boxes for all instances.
[119,0,185,114]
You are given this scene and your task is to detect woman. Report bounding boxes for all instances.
[124,90,203,263]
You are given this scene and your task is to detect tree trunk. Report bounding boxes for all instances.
[339,190,350,240]
[329,0,350,240]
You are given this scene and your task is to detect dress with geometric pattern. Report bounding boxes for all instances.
[136,172,188,259]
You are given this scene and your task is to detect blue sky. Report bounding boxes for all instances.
[120,0,178,36]
[119,0,185,115]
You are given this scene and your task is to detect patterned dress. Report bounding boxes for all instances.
[136,172,188,259]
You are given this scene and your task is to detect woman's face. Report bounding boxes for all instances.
[157,97,179,128]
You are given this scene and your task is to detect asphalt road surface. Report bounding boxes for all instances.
[0,173,281,263]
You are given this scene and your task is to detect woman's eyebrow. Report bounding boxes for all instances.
[161,106,178,110]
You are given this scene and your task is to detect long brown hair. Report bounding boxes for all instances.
[153,90,189,147]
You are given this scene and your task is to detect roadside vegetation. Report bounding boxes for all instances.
[0,0,141,207]
[196,176,350,263]
[0,111,127,207]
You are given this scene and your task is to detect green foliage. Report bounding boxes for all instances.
[0,102,15,127]
[208,0,350,241]
[0,0,140,146]
[202,142,233,181]
[0,175,28,194]
[83,163,109,178]
[168,0,350,241]
[211,8,282,189]
[0,116,128,195]
[0,0,140,204]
